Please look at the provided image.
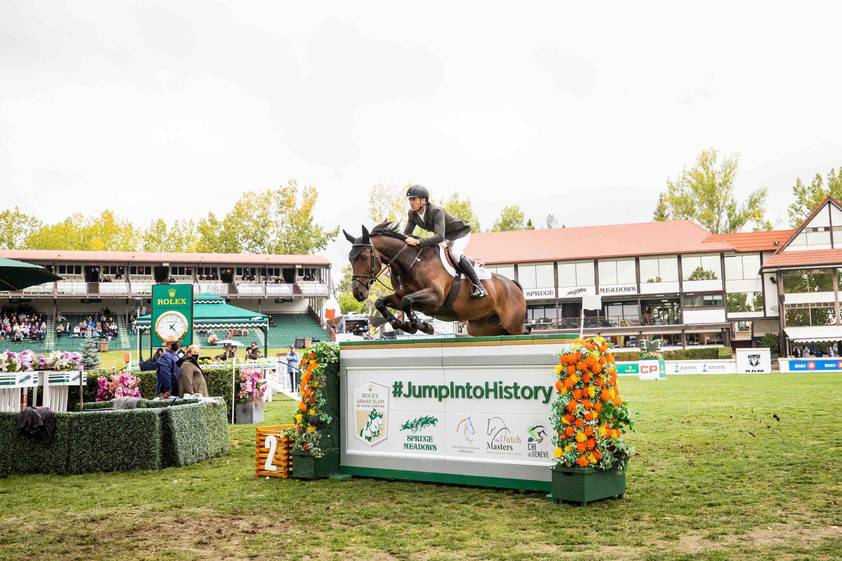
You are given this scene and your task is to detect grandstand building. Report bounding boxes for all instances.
[0,250,331,353]
[467,197,842,354]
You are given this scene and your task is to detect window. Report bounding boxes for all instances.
[640,299,680,325]
[487,265,515,281]
[782,269,834,293]
[557,261,594,287]
[602,301,640,327]
[724,254,761,280]
[527,305,557,325]
[726,292,764,313]
[518,263,554,289]
[785,303,835,326]
[683,294,724,308]
[639,256,678,283]
[682,254,721,281]
[598,259,635,286]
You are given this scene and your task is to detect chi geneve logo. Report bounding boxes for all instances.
[353,382,389,446]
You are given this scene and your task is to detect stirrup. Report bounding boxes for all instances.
[471,284,487,298]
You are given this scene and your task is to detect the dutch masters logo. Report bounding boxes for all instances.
[353,382,389,446]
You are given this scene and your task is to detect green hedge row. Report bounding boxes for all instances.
[67,367,236,419]
[0,400,228,476]
[612,347,732,361]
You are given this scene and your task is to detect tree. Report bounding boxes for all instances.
[656,148,771,233]
[81,338,100,370]
[368,183,407,225]
[337,291,364,314]
[491,205,527,232]
[526,218,535,230]
[545,214,558,229]
[652,193,670,221]
[25,210,140,251]
[201,180,338,254]
[787,168,842,226]
[142,219,200,252]
[0,207,41,250]
[440,193,481,232]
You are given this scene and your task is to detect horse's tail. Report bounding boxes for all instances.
[508,278,532,334]
[511,279,524,293]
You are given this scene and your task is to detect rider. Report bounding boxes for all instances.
[403,185,487,298]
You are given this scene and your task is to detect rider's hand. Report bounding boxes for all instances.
[405,237,419,247]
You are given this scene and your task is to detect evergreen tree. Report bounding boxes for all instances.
[81,339,100,371]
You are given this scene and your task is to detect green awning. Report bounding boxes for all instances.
[135,293,268,331]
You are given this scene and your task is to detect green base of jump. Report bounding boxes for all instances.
[339,465,550,492]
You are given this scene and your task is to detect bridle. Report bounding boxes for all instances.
[351,238,421,292]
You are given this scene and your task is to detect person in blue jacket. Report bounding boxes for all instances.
[155,340,181,398]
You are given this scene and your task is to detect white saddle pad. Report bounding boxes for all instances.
[438,245,493,280]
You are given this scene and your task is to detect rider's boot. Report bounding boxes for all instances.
[460,257,487,298]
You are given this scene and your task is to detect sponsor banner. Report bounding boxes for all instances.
[615,362,639,375]
[735,348,772,374]
[664,360,737,374]
[599,284,637,296]
[524,287,556,300]
[559,286,595,297]
[639,359,665,381]
[345,367,555,466]
[780,358,842,372]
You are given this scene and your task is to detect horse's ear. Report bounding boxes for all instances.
[361,225,370,243]
[342,229,356,244]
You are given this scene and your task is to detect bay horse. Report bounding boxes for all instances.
[343,222,529,336]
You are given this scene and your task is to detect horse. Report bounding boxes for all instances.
[343,222,529,336]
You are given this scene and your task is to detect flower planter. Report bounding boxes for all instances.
[549,465,626,506]
[291,448,339,479]
[234,402,265,424]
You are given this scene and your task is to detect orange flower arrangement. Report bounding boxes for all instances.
[551,336,633,470]
[288,342,339,458]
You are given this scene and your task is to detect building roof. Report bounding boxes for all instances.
[0,249,330,266]
[706,230,794,252]
[762,249,842,269]
[465,220,734,264]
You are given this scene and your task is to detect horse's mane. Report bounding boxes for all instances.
[370,221,407,241]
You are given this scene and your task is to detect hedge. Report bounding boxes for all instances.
[67,367,236,419]
[0,399,228,476]
[612,347,732,361]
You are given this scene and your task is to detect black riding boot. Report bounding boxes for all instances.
[459,257,487,298]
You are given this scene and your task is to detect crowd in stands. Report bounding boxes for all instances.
[55,309,119,339]
[0,305,47,343]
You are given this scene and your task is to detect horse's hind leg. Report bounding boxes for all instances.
[466,317,507,336]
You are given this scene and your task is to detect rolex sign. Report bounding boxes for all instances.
[151,284,194,348]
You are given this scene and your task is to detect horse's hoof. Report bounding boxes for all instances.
[419,322,434,335]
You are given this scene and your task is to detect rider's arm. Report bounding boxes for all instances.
[419,207,446,247]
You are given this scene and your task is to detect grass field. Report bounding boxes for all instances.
[1,373,840,561]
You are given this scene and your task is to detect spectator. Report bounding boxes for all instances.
[155,340,181,398]
[215,345,236,362]
[177,345,208,397]
[207,332,219,346]
[246,342,261,360]
[286,345,300,392]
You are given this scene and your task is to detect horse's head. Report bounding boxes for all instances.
[343,225,381,302]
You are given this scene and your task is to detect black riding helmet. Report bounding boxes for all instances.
[406,184,429,202]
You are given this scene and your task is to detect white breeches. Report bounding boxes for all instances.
[449,233,470,261]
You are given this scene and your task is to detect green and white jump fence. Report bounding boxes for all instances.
[0,371,86,413]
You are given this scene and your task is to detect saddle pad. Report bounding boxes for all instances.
[438,245,492,280]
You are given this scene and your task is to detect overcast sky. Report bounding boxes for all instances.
[3,1,842,274]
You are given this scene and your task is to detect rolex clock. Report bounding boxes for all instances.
[154,310,189,342]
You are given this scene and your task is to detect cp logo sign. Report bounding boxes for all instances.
[640,364,660,374]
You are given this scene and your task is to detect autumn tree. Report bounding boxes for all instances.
[655,148,771,233]
[368,182,407,225]
[25,210,139,251]
[142,218,200,252]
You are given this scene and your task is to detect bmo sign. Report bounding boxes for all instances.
[639,359,666,381]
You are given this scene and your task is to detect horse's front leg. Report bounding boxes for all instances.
[401,288,439,335]
[375,293,412,331]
